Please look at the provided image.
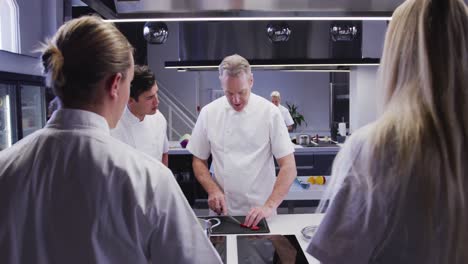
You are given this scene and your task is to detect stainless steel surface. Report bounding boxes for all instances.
[198,217,221,237]
[179,20,360,60]
[109,0,402,18]
[167,20,381,70]
[301,225,318,240]
[297,134,311,145]
[81,1,389,70]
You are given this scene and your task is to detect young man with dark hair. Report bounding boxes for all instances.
[111,65,169,166]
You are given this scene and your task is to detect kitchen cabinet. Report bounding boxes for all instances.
[274,152,337,176]
[167,154,199,206]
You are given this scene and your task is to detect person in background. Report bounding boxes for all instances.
[0,16,222,264]
[187,54,297,227]
[307,0,468,263]
[111,65,169,167]
[270,91,294,132]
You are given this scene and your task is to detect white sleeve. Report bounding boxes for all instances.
[162,116,169,153]
[186,108,211,160]
[284,110,294,126]
[147,166,222,264]
[162,133,169,153]
[270,107,295,159]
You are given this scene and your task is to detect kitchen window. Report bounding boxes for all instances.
[0,0,20,53]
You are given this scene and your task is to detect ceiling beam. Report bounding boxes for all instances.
[80,0,118,19]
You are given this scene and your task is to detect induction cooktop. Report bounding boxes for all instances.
[237,234,308,264]
[210,236,227,264]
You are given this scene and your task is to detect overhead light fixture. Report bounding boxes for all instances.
[105,16,391,23]
[266,22,292,43]
[143,22,169,44]
[165,58,380,71]
[280,69,351,73]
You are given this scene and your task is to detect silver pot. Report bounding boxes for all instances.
[198,218,221,237]
[296,134,311,145]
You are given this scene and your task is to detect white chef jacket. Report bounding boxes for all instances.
[307,124,450,263]
[187,93,295,216]
[279,104,294,127]
[111,107,169,162]
[0,108,222,264]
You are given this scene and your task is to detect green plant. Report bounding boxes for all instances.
[286,102,307,131]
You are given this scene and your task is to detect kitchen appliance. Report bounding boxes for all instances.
[0,72,46,150]
[338,122,347,136]
[296,134,311,145]
[237,235,308,264]
[209,236,227,264]
[198,216,270,235]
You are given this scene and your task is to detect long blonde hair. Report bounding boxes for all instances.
[40,16,133,107]
[321,0,468,262]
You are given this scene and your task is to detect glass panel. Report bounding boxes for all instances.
[0,83,16,150]
[20,85,45,137]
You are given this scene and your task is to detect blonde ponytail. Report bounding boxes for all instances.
[39,15,133,106]
[41,42,66,97]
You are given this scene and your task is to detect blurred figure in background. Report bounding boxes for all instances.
[270,91,294,132]
[0,16,221,264]
[308,0,468,263]
[111,65,169,166]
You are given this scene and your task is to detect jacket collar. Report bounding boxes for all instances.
[223,92,256,114]
[46,108,110,133]
[121,106,142,125]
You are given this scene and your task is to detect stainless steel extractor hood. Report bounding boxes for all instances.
[164,20,380,71]
[81,0,403,21]
[80,0,392,70]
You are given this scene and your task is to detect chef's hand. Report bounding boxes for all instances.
[244,205,274,227]
[207,190,227,215]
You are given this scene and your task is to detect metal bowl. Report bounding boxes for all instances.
[301,225,318,240]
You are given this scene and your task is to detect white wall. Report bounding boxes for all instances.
[349,66,379,133]
[362,21,387,58]
[0,0,63,75]
[148,22,331,137]
[347,22,387,133]
[15,0,63,56]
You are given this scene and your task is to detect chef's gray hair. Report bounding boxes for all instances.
[218,54,252,77]
[270,91,280,98]
[40,15,133,107]
[319,0,468,262]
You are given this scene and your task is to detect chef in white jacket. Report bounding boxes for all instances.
[0,16,221,264]
[111,65,169,166]
[187,54,297,227]
[270,91,294,132]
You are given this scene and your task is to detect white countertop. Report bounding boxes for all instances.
[220,213,324,264]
